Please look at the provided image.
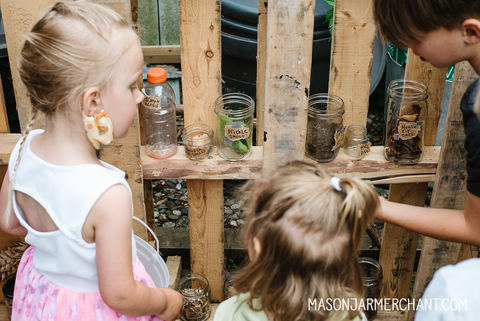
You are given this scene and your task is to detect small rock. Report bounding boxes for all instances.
[180,195,188,201]
[154,192,162,198]
[162,222,176,228]
[168,214,181,221]
[176,183,182,190]
[168,179,177,184]
[158,214,167,221]
[237,219,244,225]
[166,210,172,215]
[174,200,181,206]
[159,209,166,214]
[154,218,158,223]
[154,211,159,218]
[170,194,176,199]
[173,210,181,215]
[225,201,235,207]
[181,208,189,215]
[231,204,240,210]
[230,214,238,220]
[230,220,238,227]
[225,209,233,215]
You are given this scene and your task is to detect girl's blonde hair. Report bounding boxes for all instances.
[235,160,380,321]
[4,0,139,226]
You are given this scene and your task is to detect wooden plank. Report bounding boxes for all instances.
[255,0,267,146]
[328,0,376,128]
[0,74,9,134]
[406,61,477,321]
[456,244,479,264]
[166,256,182,289]
[179,0,224,303]
[262,0,315,172]
[0,303,10,320]
[142,45,181,64]
[139,0,160,45]
[141,145,439,180]
[379,52,447,302]
[371,174,436,185]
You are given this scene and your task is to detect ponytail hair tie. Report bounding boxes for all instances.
[330,176,342,192]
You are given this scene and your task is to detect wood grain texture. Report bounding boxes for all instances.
[142,45,181,64]
[166,256,182,289]
[179,0,224,302]
[406,61,477,321]
[262,0,315,172]
[379,54,447,301]
[255,0,267,146]
[328,0,376,127]
[140,145,440,180]
[0,74,9,134]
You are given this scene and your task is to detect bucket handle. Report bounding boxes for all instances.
[133,216,160,253]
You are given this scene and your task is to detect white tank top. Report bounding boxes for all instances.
[9,129,137,292]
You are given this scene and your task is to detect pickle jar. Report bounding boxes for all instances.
[384,79,428,164]
[214,93,255,161]
[305,94,345,162]
[178,273,211,321]
[360,257,383,320]
[183,123,214,160]
[344,125,371,159]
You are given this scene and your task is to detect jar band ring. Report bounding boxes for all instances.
[331,177,342,192]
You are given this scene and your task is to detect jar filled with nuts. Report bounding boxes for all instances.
[177,273,211,321]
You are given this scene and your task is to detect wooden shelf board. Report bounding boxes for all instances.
[142,145,440,180]
[1,135,440,182]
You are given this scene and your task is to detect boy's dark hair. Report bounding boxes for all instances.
[373,0,480,47]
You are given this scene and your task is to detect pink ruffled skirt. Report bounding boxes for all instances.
[11,246,163,321]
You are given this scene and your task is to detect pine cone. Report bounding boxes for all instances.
[0,241,29,282]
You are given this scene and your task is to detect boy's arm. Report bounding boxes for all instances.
[377,191,480,246]
[0,172,28,236]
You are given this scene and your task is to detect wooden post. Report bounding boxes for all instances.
[255,0,267,146]
[379,52,447,301]
[328,0,376,128]
[262,0,315,172]
[406,62,477,321]
[179,0,224,302]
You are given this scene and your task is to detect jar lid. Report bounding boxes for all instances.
[147,68,167,84]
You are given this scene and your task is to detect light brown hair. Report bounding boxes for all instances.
[373,0,480,48]
[4,0,139,226]
[234,161,379,321]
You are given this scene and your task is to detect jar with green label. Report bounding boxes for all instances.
[214,93,255,161]
[384,79,428,164]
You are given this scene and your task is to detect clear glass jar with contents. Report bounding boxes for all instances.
[305,94,345,162]
[384,78,428,164]
[360,257,383,320]
[177,273,211,321]
[142,68,177,159]
[183,123,214,160]
[344,125,371,159]
[223,271,237,300]
[214,93,255,161]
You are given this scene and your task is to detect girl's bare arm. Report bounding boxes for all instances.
[376,191,480,246]
[92,185,183,320]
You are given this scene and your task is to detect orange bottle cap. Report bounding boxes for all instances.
[147,68,167,84]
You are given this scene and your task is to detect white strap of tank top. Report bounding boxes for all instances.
[330,176,342,192]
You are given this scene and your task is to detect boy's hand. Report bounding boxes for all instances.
[157,288,184,321]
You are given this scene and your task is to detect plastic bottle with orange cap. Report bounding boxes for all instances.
[142,68,178,159]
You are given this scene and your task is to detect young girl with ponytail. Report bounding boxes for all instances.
[214,160,379,321]
[0,1,182,320]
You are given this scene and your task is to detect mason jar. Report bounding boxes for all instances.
[305,94,345,162]
[344,124,371,159]
[183,123,214,160]
[178,273,211,321]
[384,79,428,164]
[360,257,383,320]
[214,93,255,161]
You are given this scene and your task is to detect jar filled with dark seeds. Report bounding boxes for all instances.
[384,78,428,164]
[359,257,383,320]
[177,273,211,321]
[305,94,345,162]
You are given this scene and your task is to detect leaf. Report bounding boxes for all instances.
[325,7,334,41]
[325,0,335,6]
